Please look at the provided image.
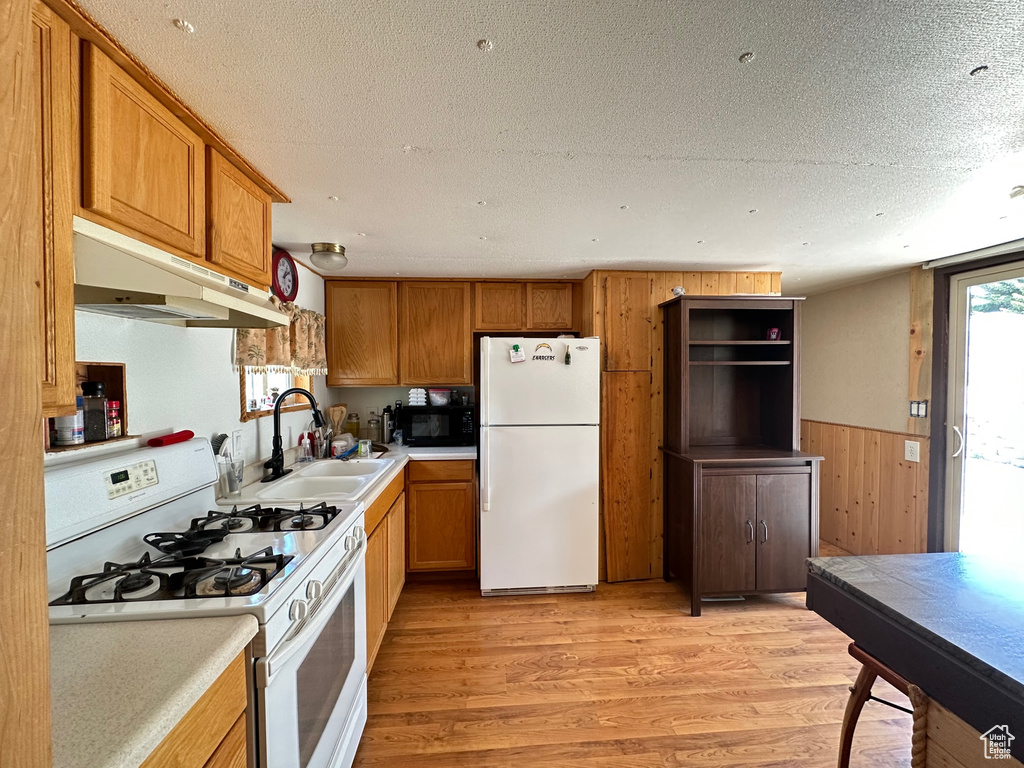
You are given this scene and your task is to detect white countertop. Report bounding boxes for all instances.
[50,615,258,768]
[386,445,477,461]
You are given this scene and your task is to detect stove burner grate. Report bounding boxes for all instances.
[50,547,293,606]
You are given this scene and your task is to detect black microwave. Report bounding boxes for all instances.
[399,406,476,447]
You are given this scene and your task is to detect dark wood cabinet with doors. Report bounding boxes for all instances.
[661,295,822,616]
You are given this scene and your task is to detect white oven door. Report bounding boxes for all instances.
[256,528,367,768]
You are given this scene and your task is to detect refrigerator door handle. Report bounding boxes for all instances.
[480,428,490,511]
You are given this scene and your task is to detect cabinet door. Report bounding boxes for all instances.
[526,282,573,330]
[365,521,388,671]
[82,43,205,257]
[603,274,651,370]
[386,493,406,620]
[407,481,476,571]
[32,3,77,417]
[399,282,472,385]
[326,281,399,386]
[206,148,271,288]
[204,713,247,768]
[474,282,523,330]
[699,474,756,594]
[756,473,812,592]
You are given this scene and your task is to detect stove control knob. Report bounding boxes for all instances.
[344,535,357,551]
[289,599,308,622]
[306,580,323,601]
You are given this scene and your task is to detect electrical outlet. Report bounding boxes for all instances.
[904,440,920,463]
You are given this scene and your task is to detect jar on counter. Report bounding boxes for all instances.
[54,397,85,446]
[344,413,360,437]
[364,409,381,443]
[81,381,108,442]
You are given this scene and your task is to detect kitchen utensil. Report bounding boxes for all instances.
[149,430,196,447]
[328,403,348,435]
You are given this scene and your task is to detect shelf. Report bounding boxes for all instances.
[689,360,791,366]
[688,340,791,346]
[47,434,139,453]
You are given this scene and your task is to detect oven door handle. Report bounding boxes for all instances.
[257,526,365,688]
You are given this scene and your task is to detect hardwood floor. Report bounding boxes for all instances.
[355,575,911,767]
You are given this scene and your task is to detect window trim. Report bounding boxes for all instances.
[238,369,313,423]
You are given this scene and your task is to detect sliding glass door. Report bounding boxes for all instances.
[945,262,1024,555]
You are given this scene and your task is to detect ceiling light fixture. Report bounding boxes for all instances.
[739,52,755,63]
[172,18,195,33]
[697,240,704,244]
[309,242,347,271]
[327,195,339,202]
[357,232,366,237]
[620,205,629,210]
[477,201,487,206]
[477,39,494,52]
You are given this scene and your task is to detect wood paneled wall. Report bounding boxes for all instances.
[801,420,928,555]
[2,0,53,764]
[584,269,783,582]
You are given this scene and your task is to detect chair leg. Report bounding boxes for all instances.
[838,664,878,768]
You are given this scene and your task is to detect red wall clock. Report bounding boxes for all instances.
[271,248,299,302]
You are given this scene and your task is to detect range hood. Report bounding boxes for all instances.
[72,216,289,328]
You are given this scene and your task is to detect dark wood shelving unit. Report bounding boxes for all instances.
[661,295,823,616]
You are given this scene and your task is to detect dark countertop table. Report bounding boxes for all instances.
[807,553,1024,760]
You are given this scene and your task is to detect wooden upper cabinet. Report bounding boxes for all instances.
[526,282,574,330]
[603,274,651,370]
[399,282,473,385]
[82,42,205,257]
[206,148,272,288]
[325,281,399,386]
[33,2,77,417]
[474,282,522,331]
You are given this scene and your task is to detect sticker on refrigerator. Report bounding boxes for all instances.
[509,344,526,363]
[532,343,555,361]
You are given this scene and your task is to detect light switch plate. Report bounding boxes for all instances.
[232,430,243,459]
[904,440,920,463]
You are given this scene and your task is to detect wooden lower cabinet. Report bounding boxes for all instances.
[141,653,247,768]
[665,454,821,616]
[407,461,476,571]
[365,518,388,668]
[366,485,407,672]
[386,494,406,619]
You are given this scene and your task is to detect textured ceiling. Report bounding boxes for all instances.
[79,0,1024,292]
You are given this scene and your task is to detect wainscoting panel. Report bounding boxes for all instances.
[801,420,929,555]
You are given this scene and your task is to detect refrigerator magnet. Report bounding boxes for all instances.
[509,344,526,363]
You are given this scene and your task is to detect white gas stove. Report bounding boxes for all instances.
[45,438,369,768]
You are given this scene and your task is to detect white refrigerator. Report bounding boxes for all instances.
[479,336,601,595]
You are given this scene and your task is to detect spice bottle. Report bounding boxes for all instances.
[106,400,122,438]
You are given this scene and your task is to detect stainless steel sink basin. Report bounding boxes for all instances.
[251,457,396,503]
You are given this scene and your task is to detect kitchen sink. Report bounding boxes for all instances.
[297,459,391,478]
[251,457,396,503]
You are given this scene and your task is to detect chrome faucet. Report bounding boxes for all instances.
[261,388,326,482]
